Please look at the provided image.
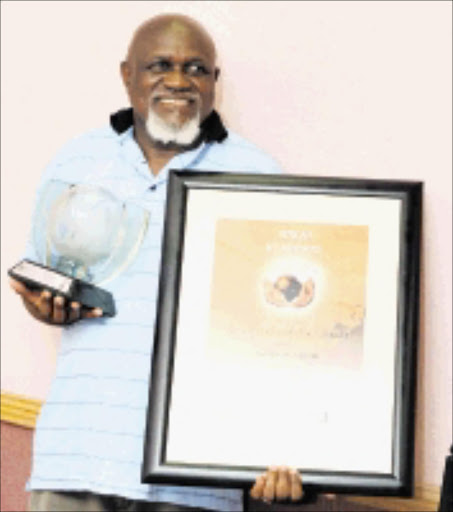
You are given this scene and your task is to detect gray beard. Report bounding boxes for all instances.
[145,109,201,147]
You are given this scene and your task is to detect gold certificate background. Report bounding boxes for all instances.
[208,219,369,370]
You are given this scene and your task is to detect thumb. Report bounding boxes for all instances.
[9,278,28,295]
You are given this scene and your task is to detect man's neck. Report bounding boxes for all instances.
[133,122,183,176]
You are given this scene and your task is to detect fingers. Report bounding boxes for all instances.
[263,467,278,502]
[250,467,303,504]
[69,302,103,322]
[250,474,266,500]
[55,301,103,323]
[68,303,103,323]
[276,466,291,501]
[57,300,103,323]
[53,295,66,323]
[38,294,68,324]
[68,302,81,323]
[290,468,303,501]
[82,307,103,319]
[36,290,53,317]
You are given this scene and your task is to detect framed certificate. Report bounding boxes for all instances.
[142,171,422,496]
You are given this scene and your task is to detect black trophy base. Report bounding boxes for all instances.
[8,259,116,317]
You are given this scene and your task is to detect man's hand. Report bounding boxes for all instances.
[250,466,303,503]
[9,278,103,325]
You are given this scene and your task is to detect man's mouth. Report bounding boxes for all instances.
[153,96,197,107]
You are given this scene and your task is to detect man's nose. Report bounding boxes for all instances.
[163,68,192,91]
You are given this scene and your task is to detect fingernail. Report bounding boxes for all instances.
[71,302,80,310]
[93,308,103,316]
[42,290,51,299]
[55,296,64,305]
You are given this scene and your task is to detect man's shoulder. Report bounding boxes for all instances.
[38,125,127,185]
[48,125,126,167]
[207,131,283,174]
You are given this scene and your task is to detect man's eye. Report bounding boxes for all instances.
[185,63,209,76]
[147,61,172,73]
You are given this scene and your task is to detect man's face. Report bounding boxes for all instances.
[122,22,218,143]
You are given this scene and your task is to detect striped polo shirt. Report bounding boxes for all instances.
[25,118,282,511]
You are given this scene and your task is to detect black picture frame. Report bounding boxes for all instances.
[142,171,422,497]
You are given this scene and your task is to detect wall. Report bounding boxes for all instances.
[1,422,33,512]
[1,0,451,493]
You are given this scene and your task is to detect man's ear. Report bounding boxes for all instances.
[214,67,220,81]
[120,61,131,89]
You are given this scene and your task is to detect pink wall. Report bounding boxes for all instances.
[1,0,451,492]
[0,422,33,512]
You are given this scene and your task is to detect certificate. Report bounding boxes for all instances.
[142,171,422,496]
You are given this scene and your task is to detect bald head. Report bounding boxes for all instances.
[121,14,220,150]
[126,14,217,64]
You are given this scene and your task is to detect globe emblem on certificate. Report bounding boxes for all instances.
[8,180,149,317]
[263,274,315,308]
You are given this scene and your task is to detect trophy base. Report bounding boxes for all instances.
[8,259,116,317]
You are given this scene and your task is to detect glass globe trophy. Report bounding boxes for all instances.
[8,180,149,317]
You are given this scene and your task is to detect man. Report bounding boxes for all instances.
[10,14,303,512]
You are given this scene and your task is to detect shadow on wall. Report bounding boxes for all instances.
[1,421,33,512]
